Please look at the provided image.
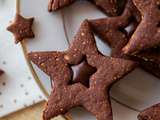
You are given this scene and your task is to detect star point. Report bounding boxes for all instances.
[123,0,160,54]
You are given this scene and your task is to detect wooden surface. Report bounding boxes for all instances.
[0,101,45,120]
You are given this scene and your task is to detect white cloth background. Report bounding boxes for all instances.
[0,0,45,117]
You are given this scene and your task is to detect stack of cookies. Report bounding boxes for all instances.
[7,0,160,120]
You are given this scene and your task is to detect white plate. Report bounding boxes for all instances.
[19,0,160,120]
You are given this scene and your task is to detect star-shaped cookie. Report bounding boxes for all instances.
[48,0,123,16]
[7,14,35,44]
[89,0,160,78]
[90,18,160,78]
[89,0,140,57]
[138,103,160,120]
[123,0,160,54]
[69,0,141,85]
[28,20,135,120]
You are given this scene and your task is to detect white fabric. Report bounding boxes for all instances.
[0,0,45,117]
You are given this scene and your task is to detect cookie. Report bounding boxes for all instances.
[48,0,74,12]
[89,2,160,79]
[131,47,160,77]
[71,61,97,87]
[123,0,160,54]
[50,60,96,87]
[90,17,129,58]
[90,18,160,79]
[48,0,122,16]
[89,0,140,56]
[28,20,136,120]
[7,13,35,44]
[72,0,141,86]
[89,0,121,16]
[49,0,139,86]
[0,70,4,76]
[135,58,160,78]
[133,47,160,64]
[138,103,160,120]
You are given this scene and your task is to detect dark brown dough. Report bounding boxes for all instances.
[131,47,160,78]
[123,0,160,54]
[7,13,35,44]
[89,0,140,57]
[89,0,160,79]
[28,20,136,120]
[48,0,124,16]
[0,70,4,76]
[138,103,160,120]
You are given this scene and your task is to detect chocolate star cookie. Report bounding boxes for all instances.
[90,16,160,78]
[72,1,140,85]
[48,0,123,16]
[89,0,160,78]
[138,103,160,120]
[7,14,35,44]
[123,0,160,54]
[28,20,135,120]
[89,0,140,57]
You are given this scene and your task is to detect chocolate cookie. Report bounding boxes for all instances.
[89,0,160,78]
[134,47,160,64]
[51,0,139,86]
[89,0,140,56]
[48,0,123,16]
[131,47,160,78]
[138,103,160,120]
[7,13,35,44]
[0,70,4,76]
[71,60,97,87]
[48,0,74,12]
[123,0,160,54]
[28,20,136,120]
[136,59,160,78]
